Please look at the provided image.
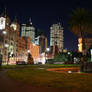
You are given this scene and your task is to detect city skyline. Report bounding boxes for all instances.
[0,0,92,51]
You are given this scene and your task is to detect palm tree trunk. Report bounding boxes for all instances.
[79,23,86,55]
[81,32,86,55]
[82,36,85,55]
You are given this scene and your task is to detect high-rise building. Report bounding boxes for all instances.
[50,23,64,52]
[21,18,35,43]
[35,34,47,53]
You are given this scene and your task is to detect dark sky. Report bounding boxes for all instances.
[0,0,92,51]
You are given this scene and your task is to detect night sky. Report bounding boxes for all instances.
[0,0,92,51]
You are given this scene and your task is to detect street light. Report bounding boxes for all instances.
[3,30,7,64]
[45,48,50,63]
[27,50,30,62]
[33,43,35,46]
[4,43,9,65]
[68,52,71,55]
[46,48,50,52]
[3,31,7,35]
[4,44,9,48]
[67,52,72,61]
[27,50,30,53]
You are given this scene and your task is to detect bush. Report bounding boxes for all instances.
[53,53,69,62]
[47,59,54,64]
[47,53,69,64]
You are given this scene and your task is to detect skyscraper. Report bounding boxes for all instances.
[50,23,64,52]
[35,34,47,53]
[21,18,35,43]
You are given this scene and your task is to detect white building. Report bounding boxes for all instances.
[50,23,64,52]
[21,18,35,43]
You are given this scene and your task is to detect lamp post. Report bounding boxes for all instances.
[3,31,7,35]
[27,50,30,53]
[3,30,7,64]
[45,48,50,63]
[27,50,30,64]
[67,52,72,62]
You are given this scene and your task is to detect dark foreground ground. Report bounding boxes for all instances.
[0,70,63,92]
[0,64,91,92]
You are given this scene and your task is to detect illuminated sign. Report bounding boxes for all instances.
[0,17,6,30]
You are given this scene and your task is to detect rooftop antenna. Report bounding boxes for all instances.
[4,7,7,17]
[14,16,17,22]
[61,17,64,26]
[29,17,32,25]
[1,7,7,17]
[58,17,63,26]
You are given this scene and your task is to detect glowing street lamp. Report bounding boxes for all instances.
[4,43,9,65]
[3,31,7,35]
[46,48,50,52]
[68,52,71,55]
[4,44,9,48]
[27,50,30,53]
[33,43,35,46]
[45,48,50,63]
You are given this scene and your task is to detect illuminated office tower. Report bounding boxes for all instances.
[50,23,64,52]
[21,18,35,43]
[35,34,47,53]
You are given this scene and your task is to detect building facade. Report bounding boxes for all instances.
[16,37,28,62]
[0,12,40,65]
[21,19,35,43]
[35,34,47,53]
[29,42,40,64]
[50,23,64,52]
[0,12,20,64]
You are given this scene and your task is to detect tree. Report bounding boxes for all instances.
[53,52,69,62]
[68,8,92,54]
[27,53,34,64]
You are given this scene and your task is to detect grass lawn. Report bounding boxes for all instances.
[1,64,80,69]
[5,64,92,92]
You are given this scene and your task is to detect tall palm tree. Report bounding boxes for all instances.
[68,8,92,55]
